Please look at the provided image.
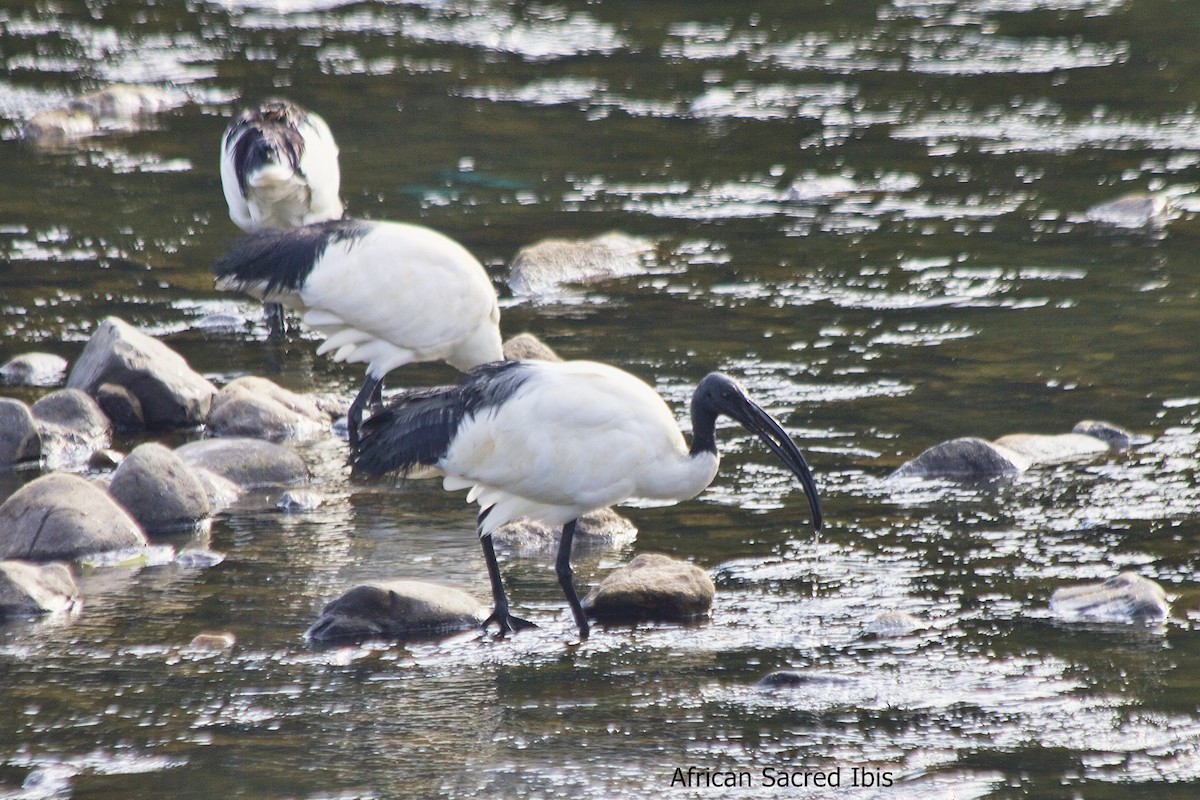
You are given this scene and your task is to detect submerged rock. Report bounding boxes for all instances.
[185,631,236,652]
[502,332,563,362]
[1049,572,1169,624]
[108,443,211,535]
[0,353,68,387]
[508,231,655,296]
[861,610,924,638]
[206,376,330,441]
[67,317,216,431]
[889,437,1031,480]
[1073,420,1136,451]
[0,398,41,469]
[493,507,637,552]
[581,553,714,623]
[175,437,308,489]
[756,671,854,689]
[276,489,324,512]
[0,473,146,561]
[20,108,97,146]
[0,561,79,617]
[306,580,487,643]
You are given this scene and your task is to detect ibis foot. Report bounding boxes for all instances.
[483,609,537,636]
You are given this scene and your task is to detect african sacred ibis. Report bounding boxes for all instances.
[211,219,504,446]
[220,99,343,233]
[352,359,822,640]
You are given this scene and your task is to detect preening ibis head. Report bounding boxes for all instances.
[352,359,822,640]
[211,219,503,445]
[220,99,343,233]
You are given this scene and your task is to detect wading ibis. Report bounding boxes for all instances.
[352,359,822,640]
[212,219,504,446]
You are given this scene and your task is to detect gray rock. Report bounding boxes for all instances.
[0,353,68,387]
[306,580,488,643]
[502,333,563,362]
[1086,192,1173,229]
[175,437,308,489]
[108,443,211,536]
[0,398,41,468]
[756,671,854,689]
[21,108,96,146]
[206,376,329,441]
[0,473,146,561]
[190,467,242,511]
[1049,572,1170,624]
[508,231,655,296]
[66,317,216,431]
[889,437,1031,480]
[861,610,924,638]
[1073,420,1135,450]
[87,449,124,471]
[276,489,324,512]
[31,389,110,440]
[493,507,637,552]
[992,432,1110,467]
[95,383,144,434]
[0,561,79,617]
[581,553,714,623]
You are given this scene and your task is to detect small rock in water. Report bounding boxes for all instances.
[31,389,112,469]
[186,631,236,651]
[175,549,226,569]
[492,507,637,552]
[861,610,924,638]
[1049,572,1170,624]
[175,437,309,489]
[581,553,714,623]
[889,437,1031,480]
[276,489,324,512]
[95,383,145,434]
[502,333,563,362]
[756,671,854,689]
[1072,420,1136,451]
[0,398,41,469]
[306,580,488,643]
[87,449,125,471]
[0,561,79,617]
[1086,192,1174,229]
[107,443,212,535]
[206,376,330,441]
[0,474,146,561]
[507,231,655,296]
[0,353,68,387]
[992,432,1111,467]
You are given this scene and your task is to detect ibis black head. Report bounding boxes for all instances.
[690,372,823,531]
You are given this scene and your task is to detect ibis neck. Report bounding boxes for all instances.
[689,405,718,458]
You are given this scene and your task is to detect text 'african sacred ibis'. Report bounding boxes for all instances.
[352,359,822,641]
[220,99,343,233]
[211,219,504,446]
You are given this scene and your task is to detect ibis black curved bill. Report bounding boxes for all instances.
[723,392,823,531]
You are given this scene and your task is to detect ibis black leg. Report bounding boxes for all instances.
[347,375,382,449]
[556,519,590,640]
[479,530,536,636]
[264,301,286,340]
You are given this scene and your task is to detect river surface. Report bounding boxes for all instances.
[4,1,1200,798]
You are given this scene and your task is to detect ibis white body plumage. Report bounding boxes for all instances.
[220,99,343,232]
[354,359,822,640]
[212,219,503,444]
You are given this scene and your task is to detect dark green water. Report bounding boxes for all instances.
[4,0,1200,797]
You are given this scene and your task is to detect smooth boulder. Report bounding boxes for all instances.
[581,553,714,623]
[1073,420,1135,450]
[889,437,1031,480]
[175,437,308,489]
[205,376,330,441]
[861,610,924,638]
[95,383,145,434]
[0,473,146,561]
[1049,572,1169,624]
[108,443,211,535]
[0,561,78,617]
[306,580,488,643]
[493,507,637,552]
[0,353,68,387]
[0,398,41,468]
[67,317,216,430]
[508,231,655,296]
[992,432,1110,467]
[502,333,563,362]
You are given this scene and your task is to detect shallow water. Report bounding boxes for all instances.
[4,0,1200,797]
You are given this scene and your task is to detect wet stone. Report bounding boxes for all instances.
[276,489,324,513]
[66,316,216,431]
[175,437,308,489]
[206,376,330,441]
[0,561,79,617]
[306,580,488,643]
[502,333,563,362]
[889,437,1031,480]
[581,553,714,623]
[0,353,68,387]
[31,389,111,440]
[493,507,637,552]
[186,631,236,652]
[95,383,145,435]
[508,231,655,296]
[107,443,212,536]
[992,432,1111,466]
[861,611,924,638]
[1073,420,1136,450]
[1050,572,1170,624]
[1086,192,1173,229]
[0,398,41,469]
[0,473,146,561]
[756,671,855,689]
